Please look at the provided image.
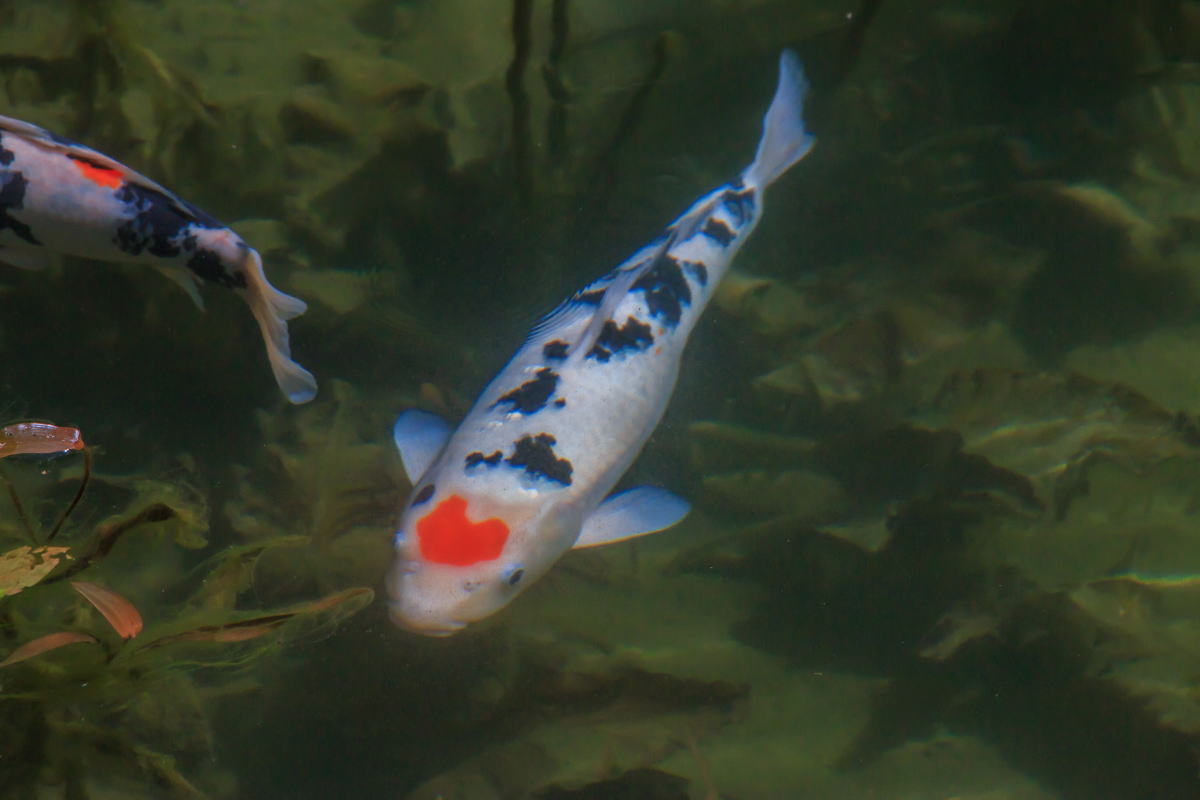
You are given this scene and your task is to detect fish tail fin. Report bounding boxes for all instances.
[743,49,815,190]
[241,248,318,404]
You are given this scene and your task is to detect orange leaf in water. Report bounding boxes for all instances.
[71,581,143,639]
[0,422,84,458]
[0,631,97,667]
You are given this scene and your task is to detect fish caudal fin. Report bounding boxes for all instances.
[241,248,318,404]
[743,49,815,190]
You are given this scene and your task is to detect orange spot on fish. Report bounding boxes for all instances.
[416,495,509,566]
[70,157,122,189]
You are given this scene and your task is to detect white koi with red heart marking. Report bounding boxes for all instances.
[389,51,815,636]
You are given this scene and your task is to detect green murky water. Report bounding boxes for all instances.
[3,1,1200,797]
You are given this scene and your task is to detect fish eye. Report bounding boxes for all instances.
[505,567,525,587]
[411,484,435,507]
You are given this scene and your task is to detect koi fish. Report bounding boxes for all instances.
[0,422,84,458]
[388,51,815,636]
[0,116,316,403]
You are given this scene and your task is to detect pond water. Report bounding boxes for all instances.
[1,1,1200,798]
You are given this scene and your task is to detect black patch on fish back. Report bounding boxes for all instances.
[542,340,569,360]
[114,183,191,259]
[506,433,572,485]
[0,135,14,166]
[721,187,756,226]
[493,368,559,415]
[411,484,436,506]
[0,171,40,246]
[587,316,654,362]
[682,260,708,287]
[631,254,691,327]
[114,184,226,270]
[701,218,735,246]
[554,398,566,408]
[187,245,245,289]
[465,450,503,468]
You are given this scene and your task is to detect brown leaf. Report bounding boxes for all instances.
[0,631,97,667]
[139,587,374,651]
[149,619,289,648]
[304,586,374,614]
[71,581,143,639]
[0,422,84,459]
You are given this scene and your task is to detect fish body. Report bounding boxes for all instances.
[389,51,814,636]
[0,115,316,403]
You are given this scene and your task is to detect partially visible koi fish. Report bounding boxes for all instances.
[0,422,85,458]
[0,115,316,403]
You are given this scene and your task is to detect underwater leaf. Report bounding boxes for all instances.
[304,586,374,614]
[188,535,310,611]
[0,545,72,597]
[71,581,144,639]
[0,421,84,458]
[918,606,1001,661]
[0,631,97,667]
[93,476,210,552]
[148,618,290,648]
[139,587,374,651]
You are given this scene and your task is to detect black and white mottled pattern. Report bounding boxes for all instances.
[631,253,692,327]
[465,450,503,469]
[700,217,735,246]
[542,340,569,360]
[587,316,654,362]
[0,170,40,246]
[492,367,559,415]
[506,433,573,485]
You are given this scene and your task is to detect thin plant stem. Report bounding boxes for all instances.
[0,463,38,544]
[47,448,91,543]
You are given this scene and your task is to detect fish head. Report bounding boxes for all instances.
[387,489,578,636]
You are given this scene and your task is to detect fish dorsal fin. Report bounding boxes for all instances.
[524,290,601,344]
[573,486,691,549]
[566,194,719,364]
[393,409,452,483]
[0,114,200,221]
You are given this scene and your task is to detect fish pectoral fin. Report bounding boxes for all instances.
[393,409,452,483]
[153,265,205,310]
[573,486,691,549]
[0,247,58,271]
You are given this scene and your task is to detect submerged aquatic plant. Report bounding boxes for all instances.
[0,419,374,797]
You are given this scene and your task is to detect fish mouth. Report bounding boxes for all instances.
[388,605,466,638]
